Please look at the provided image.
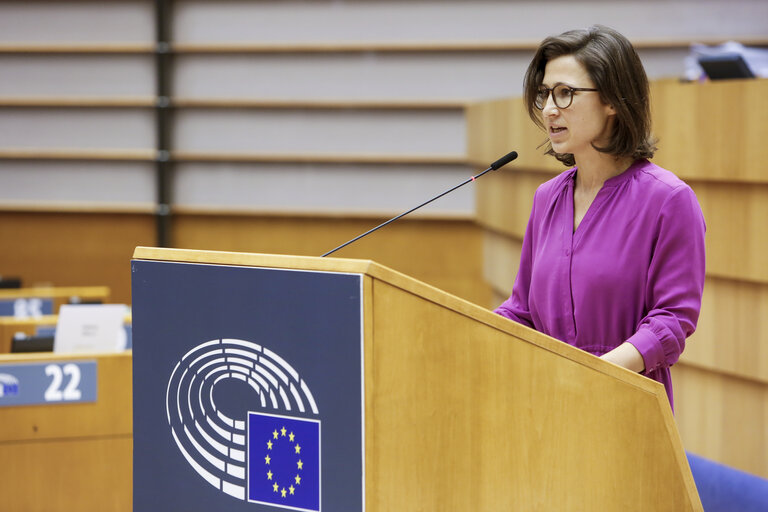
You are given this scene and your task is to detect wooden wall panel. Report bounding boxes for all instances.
[690,181,768,283]
[475,169,552,239]
[686,277,768,383]
[0,211,155,305]
[651,79,768,183]
[0,210,491,310]
[172,213,492,307]
[673,363,768,478]
[482,229,521,298]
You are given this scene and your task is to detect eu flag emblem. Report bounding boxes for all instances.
[248,412,321,511]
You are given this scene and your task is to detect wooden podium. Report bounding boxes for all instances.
[132,246,701,511]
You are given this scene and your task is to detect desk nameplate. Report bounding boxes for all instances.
[0,360,97,407]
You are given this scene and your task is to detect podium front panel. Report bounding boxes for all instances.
[132,260,364,512]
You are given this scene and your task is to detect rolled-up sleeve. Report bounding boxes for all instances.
[626,185,706,374]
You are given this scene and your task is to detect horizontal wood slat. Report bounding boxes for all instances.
[2,38,765,55]
[0,149,467,165]
[0,97,469,110]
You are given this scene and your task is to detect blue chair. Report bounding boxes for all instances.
[687,453,768,511]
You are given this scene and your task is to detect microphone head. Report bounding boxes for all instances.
[490,151,518,170]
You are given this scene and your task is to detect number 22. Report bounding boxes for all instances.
[44,364,82,401]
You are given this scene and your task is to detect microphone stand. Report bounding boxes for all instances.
[321,151,517,257]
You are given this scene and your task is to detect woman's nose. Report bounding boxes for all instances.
[542,96,559,117]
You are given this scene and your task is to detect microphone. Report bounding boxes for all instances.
[320,151,518,257]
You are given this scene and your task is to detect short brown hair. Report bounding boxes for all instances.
[523,25,657,167]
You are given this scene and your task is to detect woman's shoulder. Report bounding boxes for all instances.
[633,159,691,194]
[535,167,576,199]
[631,160,703,218]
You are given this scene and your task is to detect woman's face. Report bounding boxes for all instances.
[540,55,616,160]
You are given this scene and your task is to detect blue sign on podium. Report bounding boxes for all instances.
[132,260,364,511]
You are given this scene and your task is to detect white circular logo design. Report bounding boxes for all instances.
[165,338,319,502]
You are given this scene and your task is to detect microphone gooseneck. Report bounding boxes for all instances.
[320,151,518,258]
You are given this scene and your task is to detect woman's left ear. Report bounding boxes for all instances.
[606,103,617,115]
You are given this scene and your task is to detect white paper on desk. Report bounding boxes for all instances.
[54,304,128,353]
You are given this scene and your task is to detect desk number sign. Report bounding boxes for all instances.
[0,361,97,407]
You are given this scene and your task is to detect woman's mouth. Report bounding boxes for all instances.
[549,126,567,139]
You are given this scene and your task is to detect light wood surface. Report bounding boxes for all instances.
[171,150,466,165]
[0,351,132,441]
[2,38,767,55]
[0,148,157,161]
[0,351,132,511]
[685,277,768,384]
[0,436,132,512]
[0,211,155,305]
[0,211,489,307]
[0,149,466,165]
[170,213,492,307]
[168,38,768,53]
[0,96,156,108]
[133,248,701,510]
[0,43,153,54]
[672,362,768,478]
[651,79,768,183]
[171,97,470,110]
[0,96,465,110]
[0,286,109,301]
[691,180,768,283]
[370,278,697,511]
[0,201,155,214]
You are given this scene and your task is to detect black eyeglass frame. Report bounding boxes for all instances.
[534,84,599,110]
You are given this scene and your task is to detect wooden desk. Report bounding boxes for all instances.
[0,351,132,511]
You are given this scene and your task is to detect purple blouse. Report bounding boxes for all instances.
[495,159,706,409]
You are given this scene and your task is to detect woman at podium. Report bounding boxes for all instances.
[494,26,705,410]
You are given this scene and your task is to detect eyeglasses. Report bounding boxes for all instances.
[534,84,599,110]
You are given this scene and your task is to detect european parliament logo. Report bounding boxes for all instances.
[0,374,20,398]
[166,338,321,510]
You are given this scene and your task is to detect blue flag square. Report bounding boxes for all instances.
[248,412,321,511]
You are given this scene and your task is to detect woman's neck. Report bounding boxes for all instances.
[574,152,633,192]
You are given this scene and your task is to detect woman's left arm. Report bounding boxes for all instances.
[602,185,706,373]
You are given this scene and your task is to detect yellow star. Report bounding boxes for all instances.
[272,429,279,440]
[281,487,287,498]
[267,440,273,450]
[289,431,295,442]
[280,426,287,437]
[264,454,271,465]
[297,460,303,470]
[273,482,279,492]
[289,485,295,495]
[294,443,301,454]
[267,470,273,480]
[295,474,302,485]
